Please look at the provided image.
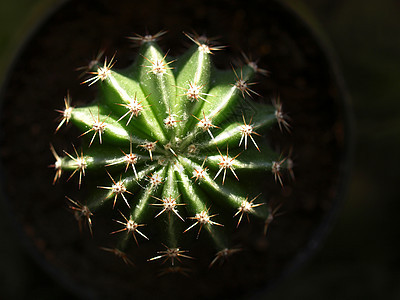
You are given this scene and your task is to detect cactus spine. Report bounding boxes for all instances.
[51,32,290,272]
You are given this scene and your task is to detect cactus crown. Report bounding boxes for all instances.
[51,31,291,273]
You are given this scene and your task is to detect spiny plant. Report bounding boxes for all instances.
[50,31,292,273]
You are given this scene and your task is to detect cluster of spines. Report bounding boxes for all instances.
[50,31,292,273]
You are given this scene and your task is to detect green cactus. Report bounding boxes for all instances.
[50,31,291,272]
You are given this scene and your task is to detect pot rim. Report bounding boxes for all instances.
[256,0,354,297]
[0,1,97,298]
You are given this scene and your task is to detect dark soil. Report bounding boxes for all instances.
[0,0,350,299]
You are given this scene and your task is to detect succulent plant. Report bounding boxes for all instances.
[50,31,291,273]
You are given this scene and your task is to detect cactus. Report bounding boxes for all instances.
[50,31,291,273]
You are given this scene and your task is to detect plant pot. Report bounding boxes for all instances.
[0,0,352,299]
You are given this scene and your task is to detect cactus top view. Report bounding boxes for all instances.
[50,31,291,274]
